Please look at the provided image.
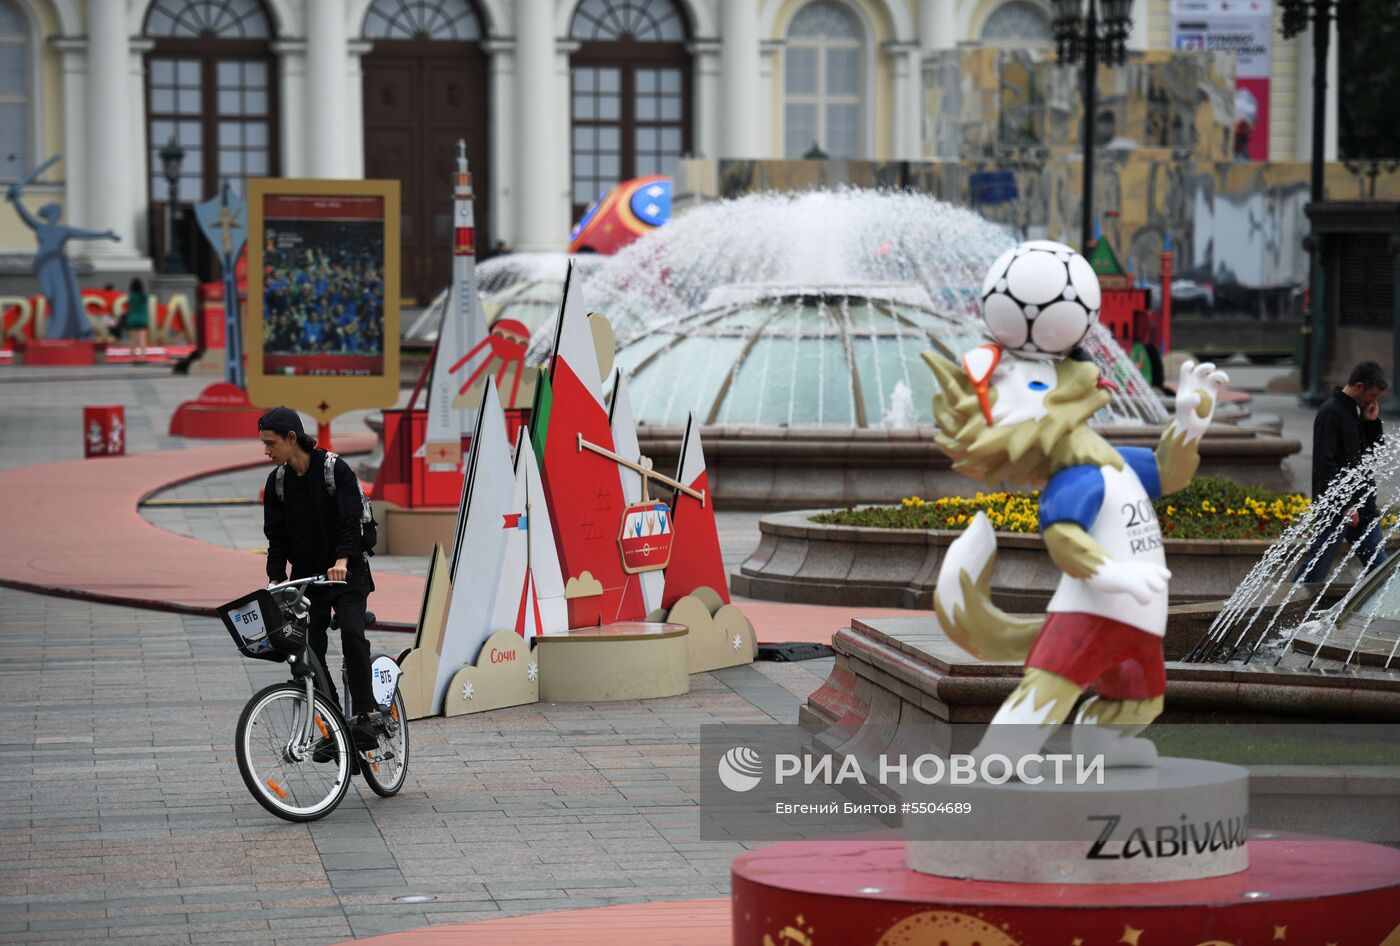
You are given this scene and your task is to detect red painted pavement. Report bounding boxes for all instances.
[333,899,731,946]
[0,439,908,643]
[0,436,426,626]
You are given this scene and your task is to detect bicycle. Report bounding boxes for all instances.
[219,576,410,822]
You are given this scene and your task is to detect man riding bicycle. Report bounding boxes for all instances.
[258,406,378,751]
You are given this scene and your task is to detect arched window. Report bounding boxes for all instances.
[569,0,691,218]
[362,0,491,302]
[0,0,30,182]
[980,1,1052,43]
[365,0,482,39]
[144,0,277,205]
[783,1,863,159]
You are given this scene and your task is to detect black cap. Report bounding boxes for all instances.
[258,406,316,451]
[258,405,304,436]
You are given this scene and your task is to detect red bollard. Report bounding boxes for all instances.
[83,405,126,457]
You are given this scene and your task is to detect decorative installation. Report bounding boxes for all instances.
[244,178,401,441]
[423,141,491,471]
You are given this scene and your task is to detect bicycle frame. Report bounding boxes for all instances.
[263,576,400,761]
[266,576,342,758]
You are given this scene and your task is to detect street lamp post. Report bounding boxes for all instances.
[159,135,187,275]
[1281,0,1337,405]
[1050,0,1133,253]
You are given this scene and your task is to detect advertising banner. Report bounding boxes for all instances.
[1171,0,1273,161]
[245,179,400,426]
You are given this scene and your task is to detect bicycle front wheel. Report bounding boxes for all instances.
[235,683,352,822]
[360,687,410,797]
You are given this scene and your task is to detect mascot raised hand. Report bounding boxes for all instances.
[923,239,1228,768]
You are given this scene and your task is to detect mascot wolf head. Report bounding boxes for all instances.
[922,345,1120,487]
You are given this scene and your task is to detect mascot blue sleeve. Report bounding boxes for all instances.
[1118,447,1162,501]
[1039,464,1105,532]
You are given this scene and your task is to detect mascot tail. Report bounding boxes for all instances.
[933,511,1044,662]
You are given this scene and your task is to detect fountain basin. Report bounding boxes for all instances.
[635,422,1300,511]
[733,508,1373,614]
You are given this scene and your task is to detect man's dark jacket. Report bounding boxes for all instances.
[1312,388,1384,521]
[264,450,372,585]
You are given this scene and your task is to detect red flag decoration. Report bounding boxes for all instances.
[660,412,730,610]
[534,263,646,627]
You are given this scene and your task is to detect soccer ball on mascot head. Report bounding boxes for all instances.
[928,240,1111,487]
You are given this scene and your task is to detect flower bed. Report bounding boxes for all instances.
[811,477,1348,541]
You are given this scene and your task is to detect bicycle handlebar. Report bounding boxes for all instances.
[267,575,347,591]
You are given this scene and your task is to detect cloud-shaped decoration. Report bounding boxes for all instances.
[665,587,756,673]
[564,570,604,599]
[443,629,538,717]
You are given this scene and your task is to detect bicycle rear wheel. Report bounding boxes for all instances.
[236,683,352,822]
[359,688,410,797]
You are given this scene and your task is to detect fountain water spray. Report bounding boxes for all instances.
[1184,435,1400,670]
[577,190,1168,427]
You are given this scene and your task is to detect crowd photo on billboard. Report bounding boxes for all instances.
[260,194,386,376]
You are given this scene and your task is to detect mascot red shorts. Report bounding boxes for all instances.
[1026,611,1166,700]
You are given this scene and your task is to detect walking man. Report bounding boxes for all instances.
[259,407,378,749]
[1297,362,1389,582]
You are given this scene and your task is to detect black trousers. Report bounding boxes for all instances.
[306,572,375,717]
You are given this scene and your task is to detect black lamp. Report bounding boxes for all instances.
[803,141,829,160]
[1051,0,1133,252]
[1280,0,1338,405]
[159,134,187,274]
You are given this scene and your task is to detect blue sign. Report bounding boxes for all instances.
[969,171,1018,205]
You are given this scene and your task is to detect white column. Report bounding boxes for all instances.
[719,0,761,157]
[272,41,307,178]
[82,0,142,265]
[347,40,370,180]
[555,39,575,234]
[686,39,721,159]
[483,39,516,246]
[306,0,350,178]
[514,0,560,251]
[52,37,86,235]
[886,41,923,160]
[1294,19,1341,165]
[761,40,781,157]
[130,39,153,257]
[919,0,957,53]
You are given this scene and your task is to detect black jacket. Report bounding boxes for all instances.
[1311,388,1384,520]
[264,450,371,584]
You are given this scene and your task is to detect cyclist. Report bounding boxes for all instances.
[258,406,378,751]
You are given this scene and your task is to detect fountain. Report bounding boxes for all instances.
[1186,433,1400,670]
[372,190,1299,513]
[586,189,1168,428]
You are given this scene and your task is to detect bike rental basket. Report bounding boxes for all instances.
[218,589,307,661]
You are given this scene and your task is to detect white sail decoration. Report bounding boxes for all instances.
[490,430,569,640]
[433,382,516,715]
[607,369,664,614]
[423,139,491,471]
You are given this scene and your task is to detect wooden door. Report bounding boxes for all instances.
[364,41,490,305]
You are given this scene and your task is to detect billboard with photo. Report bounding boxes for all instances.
[1171,0,1273,161]
[245,179,400,426]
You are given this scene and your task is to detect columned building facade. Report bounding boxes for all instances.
[1,0,1338,298]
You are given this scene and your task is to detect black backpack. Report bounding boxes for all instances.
[275,451,378,557]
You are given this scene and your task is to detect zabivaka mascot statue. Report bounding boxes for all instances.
[922,240,1227,769]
